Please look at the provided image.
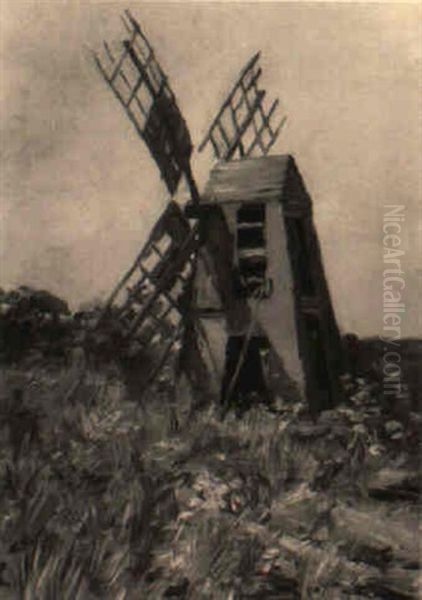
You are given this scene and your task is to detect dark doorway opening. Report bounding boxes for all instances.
[221,335,271,413]
[303,313,332,411]
[285,217,315,295]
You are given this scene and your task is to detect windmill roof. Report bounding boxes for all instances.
[203,154,296,205]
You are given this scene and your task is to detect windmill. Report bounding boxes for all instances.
[93,10,344,414]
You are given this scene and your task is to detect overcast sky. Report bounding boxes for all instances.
[1,1,420,337]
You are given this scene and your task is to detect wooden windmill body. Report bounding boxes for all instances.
[94,11,344,414]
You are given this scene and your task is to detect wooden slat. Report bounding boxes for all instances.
[95,11,198,199]
[126,72,147,108]
[124,42,156,97]
[118,68,132,92]
[233,67,262,111]
[203,155,291,205]
[109,29,137,83]
[264,115,287,153]
[240,83,261,138]
[223,91,265,160]
[94,51,151,151]
[198,52,260,152]
[207,90,265,161]
[97,203,190,324]
[198,46,286,162]
[120,12,132,35]
[125,10,172,96]
[244,102,285,158]
[125,10,153,56]
[137,263,184,315]
[113,274,150,319]
[215,122,231,157]
[125,225,199,338]
[103,41,115,64]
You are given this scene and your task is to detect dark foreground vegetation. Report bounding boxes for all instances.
[0,286,420,598]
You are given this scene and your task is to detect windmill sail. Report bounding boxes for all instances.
[198,52,286,161]
[97,202,201,391]
[94,10,197,199]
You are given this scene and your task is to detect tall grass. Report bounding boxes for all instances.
[0,365,419,598]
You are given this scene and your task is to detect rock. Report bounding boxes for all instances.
[289,422,329,440]
[331,502,419,567]
[368,444,385,457]
[163,577,190,597]
[385,420,404,434]
[367,467,421,501]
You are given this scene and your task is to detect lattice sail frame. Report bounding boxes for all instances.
[93,10,196,197]
[198,52,286,161]
[98,202,200,389]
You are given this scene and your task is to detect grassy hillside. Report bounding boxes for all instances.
[0,362,420,599]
